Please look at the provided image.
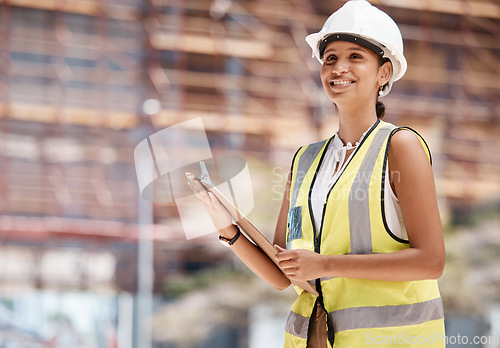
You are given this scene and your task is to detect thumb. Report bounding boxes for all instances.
[274,244,286,253]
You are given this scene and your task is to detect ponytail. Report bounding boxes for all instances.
[376,100,385,118]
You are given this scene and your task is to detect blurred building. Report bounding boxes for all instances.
[0,0,498,347]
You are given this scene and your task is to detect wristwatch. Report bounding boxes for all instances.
[219,225,241,247]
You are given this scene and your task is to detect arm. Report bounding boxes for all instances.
[276,130,445,282]
[187,174,291,290]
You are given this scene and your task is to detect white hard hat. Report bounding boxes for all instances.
[305,0,407,97]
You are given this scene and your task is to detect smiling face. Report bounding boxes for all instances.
[320,40,391,107]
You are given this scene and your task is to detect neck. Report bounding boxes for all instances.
[336,101,378,145]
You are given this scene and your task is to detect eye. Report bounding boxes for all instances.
[349,53,363,59]
[324,54,337,63]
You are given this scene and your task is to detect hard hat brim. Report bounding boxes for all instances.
[318,33,385,60]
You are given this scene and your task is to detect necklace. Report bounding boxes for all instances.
[331,128,370,175]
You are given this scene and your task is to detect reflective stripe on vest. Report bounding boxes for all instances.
[285,297,444,338]
[348,126,393,254]
[290,139,329,210]
[330,297,444,333]
[284,120,445,348]
[285,311,310,339]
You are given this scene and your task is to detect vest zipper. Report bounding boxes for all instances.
[305,139,333,347]
[315,203,328,252]
[310,121,380,347]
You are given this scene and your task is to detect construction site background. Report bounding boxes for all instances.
[0,0,498,347]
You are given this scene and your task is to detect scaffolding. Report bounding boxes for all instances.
[0,0,498,303]
[0,0,498,346]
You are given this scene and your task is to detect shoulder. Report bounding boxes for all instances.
[387,128,435,198]
[379,121,429,159]
[388,128,431,172]
[388,126,430,160]
[389,128,424,152]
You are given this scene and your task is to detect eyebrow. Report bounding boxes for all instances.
[323,47,368,55]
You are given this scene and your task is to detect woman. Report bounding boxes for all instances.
[188,1,445,347]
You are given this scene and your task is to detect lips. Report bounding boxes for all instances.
[329,80,355,86]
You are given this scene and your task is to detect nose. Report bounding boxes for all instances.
[332,60,348,76]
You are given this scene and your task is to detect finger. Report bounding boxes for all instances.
[283,270,296,279]
[274,248,294,262]
[186,177,203,196]
[275,253,293,263]
[185,173,199,187]
[191,180,211,201]
[207,191,220,206]
[189,185,216,211]
[277,259,297,271]
[188,181,206,201]
[196,182,212,200]
[187,180,199,195]
[279,263,294,272]
[186,174,205,192]
[187,180,202,199]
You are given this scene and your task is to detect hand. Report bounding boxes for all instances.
[274,245,323,282]
[186,173,233,232]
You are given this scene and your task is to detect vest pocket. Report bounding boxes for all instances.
[288,206,303,243]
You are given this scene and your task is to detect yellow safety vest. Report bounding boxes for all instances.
[284,120,445,348]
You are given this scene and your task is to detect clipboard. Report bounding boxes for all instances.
[187,162,318,297]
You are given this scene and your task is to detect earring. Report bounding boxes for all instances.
[378,86,383,97]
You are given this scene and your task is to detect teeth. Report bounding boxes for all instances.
[331,80,353,85]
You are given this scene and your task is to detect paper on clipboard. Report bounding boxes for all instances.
[187,162,318,297]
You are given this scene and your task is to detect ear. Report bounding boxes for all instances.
[378,60,392,87]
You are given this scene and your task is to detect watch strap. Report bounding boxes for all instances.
[219,225,241,246]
